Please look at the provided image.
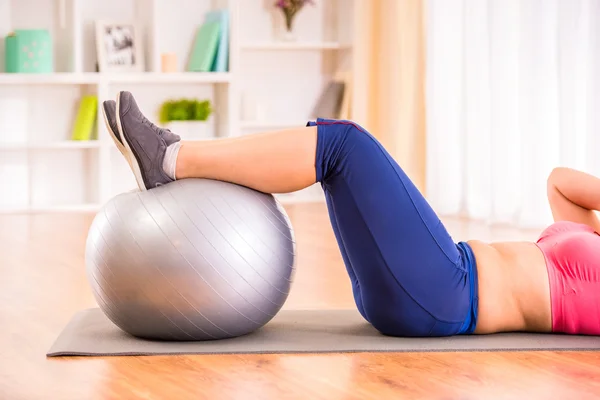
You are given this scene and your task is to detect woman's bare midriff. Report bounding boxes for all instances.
[467,240,552,334]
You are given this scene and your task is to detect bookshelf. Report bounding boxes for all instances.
[0,140,101,149]
[0,0,360,213]
[240,42,349,50]
[240,120,302,130]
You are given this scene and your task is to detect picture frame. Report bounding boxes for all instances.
[95,20,145,72]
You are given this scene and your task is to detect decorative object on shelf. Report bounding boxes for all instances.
[159,98,213,140]
[4,29,53,73]
[71,95,98,141]
[273,0,314,41]
[241,92,267,123]
[161,53,177,72]
[95,21,145,72]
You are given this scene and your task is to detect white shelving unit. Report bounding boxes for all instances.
[0,0,359,213]
[240,120,302,130]
[0,72,231,85]
[240,42,349,51]
[0,140,100,149]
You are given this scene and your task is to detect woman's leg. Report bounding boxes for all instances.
[175,119,478,336]
[172,126,366,321]
[324,191,366,319]
[111,91,367,320]
[113,91,478,337]
[113,91,318,193]
[175,128,318,193]
[307,119,478,336]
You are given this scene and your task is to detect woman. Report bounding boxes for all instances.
[102,91,600,337]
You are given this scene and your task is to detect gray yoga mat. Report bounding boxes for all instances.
[47,308,600,357]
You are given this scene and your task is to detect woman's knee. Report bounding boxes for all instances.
[314,119,377,182]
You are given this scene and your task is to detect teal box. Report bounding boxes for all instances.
[5,29,53,73]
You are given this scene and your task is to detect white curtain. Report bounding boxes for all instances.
[425,0,600,229]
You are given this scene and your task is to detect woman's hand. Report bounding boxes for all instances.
[547,167,600,232]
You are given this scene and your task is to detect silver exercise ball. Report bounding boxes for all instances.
[85,179,296,341]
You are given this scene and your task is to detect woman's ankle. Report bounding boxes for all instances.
[173,141,202,180]
[163,141,182,180]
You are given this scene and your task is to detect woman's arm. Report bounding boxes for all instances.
[547,167,600,232]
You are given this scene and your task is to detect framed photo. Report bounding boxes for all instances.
[95,21,145,72]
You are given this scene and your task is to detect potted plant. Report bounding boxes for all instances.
[158,98,213,140]
[274,0,314,41]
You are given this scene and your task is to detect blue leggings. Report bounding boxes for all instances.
[308,118,479,337]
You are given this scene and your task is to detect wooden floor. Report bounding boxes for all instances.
[1,203,600,399]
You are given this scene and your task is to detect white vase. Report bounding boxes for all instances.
[281,29,297,42]
[272,10,297,42]
[241,92,269,122]
[165,121,213,141]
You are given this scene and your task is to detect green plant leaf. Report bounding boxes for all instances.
[158,98,213,123]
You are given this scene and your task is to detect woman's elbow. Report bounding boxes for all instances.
[548,167,566,182]
[547,167,572,190]
[547,168,560,192]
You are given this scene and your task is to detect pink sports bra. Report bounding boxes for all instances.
[536,220,600,335]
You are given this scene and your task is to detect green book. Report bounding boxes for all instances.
[205,9,229,72]
[71,95,98,141]
[187,21,221,72]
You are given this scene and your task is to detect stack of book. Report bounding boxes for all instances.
[187,9,229,73]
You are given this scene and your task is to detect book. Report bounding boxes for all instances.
[71,95,97,141]
[187,21,221,72]
[311,81,345,119]
[335,70,353,119]
[205,9,229,72]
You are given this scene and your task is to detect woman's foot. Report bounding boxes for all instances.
[115,91,181,191]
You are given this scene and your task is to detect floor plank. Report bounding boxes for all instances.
[1,203,599,400]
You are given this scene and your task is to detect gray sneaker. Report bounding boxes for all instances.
[115,91,181,191]
[101,100,131,168]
